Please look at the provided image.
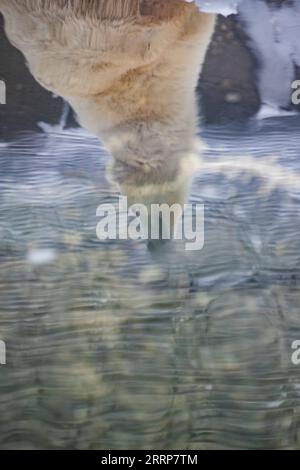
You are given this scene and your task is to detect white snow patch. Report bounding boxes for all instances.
[192,0,240,16]
[255,104,297,120]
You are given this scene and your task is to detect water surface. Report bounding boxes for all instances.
[0,118,300,450]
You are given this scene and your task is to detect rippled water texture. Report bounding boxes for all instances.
[0,118,300,450]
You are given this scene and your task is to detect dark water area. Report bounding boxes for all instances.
[0,118,299,449]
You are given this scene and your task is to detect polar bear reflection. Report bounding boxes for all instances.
[0,1,215,241]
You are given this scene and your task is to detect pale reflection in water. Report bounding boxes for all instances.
[0,118,300,449]
[108,139,200,253]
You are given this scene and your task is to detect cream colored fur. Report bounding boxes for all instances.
[0,1,215,217]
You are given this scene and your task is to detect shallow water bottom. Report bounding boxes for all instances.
[0,118,300,450]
